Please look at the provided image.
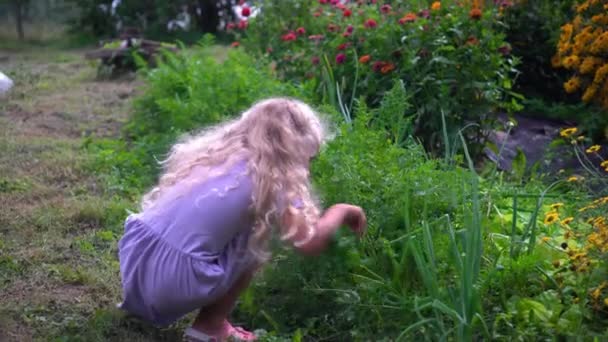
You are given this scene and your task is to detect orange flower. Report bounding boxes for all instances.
[380,63,395,74]
[231,41,240,48]
[359,55,371,64]
[431,1,441,11]
[470,8,482,20]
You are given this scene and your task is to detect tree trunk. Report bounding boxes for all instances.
[13,0,24,41]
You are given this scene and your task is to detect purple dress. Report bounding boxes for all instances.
[117,159,257,326]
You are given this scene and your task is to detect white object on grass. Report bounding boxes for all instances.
[0,71,13,97]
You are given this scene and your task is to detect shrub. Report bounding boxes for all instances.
[501,0,576,100]
[553,0,608,111]
[89,36,313,194]
[230,0,521,153]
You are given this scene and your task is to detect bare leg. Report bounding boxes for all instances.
[191,269,257,338]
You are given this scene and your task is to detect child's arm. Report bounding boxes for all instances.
[282,204,366,256]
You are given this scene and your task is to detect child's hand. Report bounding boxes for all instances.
[340,204,367,237]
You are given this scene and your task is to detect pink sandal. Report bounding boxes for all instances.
[183,320,257,342]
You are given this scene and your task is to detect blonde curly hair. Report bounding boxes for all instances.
[141,97,330,261]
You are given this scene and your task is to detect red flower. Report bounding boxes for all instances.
[364,19,378,28]
[238,20,248,30]
[359,55,371,64]
[381,62,395,74]
[372,61,386,72]
[343,32,351,37]
[226,22,236,30]
[231,41,240,48]
[346,25,354,33]
[281,32,297,41]
[399,13,417,24]
[312,56,320,65]
[266,47,273,53]
[470,8,482,19]
[330,0,339,5]
[380,4,391,14]
[328,23,339,32]
[313,11,322,17]
[308,34,325,41]
[296,27,306,35]
[319,0,328,4]
[343,9,352,17]
[498,44,512,56]
[337,43,350,50]
[418,9,430,19]
[336,53,346,64]
[241,6,251,17]
[465,36,479,45]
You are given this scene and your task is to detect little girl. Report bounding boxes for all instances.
[117,98,367,341]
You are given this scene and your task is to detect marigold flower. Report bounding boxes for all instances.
[544,212,560,225]
[560,127,578,138]
[431,1,441,11]
[359,55,371,64]
[587,145,601,153]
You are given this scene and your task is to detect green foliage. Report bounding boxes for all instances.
[232,0,522,153]
[89,38,313,194]
[502,0,576,100]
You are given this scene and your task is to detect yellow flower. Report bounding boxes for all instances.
[582,85,598,103]
[564,77,582,93]
[601,160,608,168]
[579,57,601,74]
[569,175,584,182]
[604,298,608,306]
[541,236,551,242]
[586,145,601,153]
[592,14,608,25]
[561,217,574,225]
[544,212,560,225]
[593,64,608,84]
[560,127,578,138]
[551,203,565,210]
[431,1,441,11]
[562,56,581,69]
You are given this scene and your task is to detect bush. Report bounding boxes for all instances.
[89,36,313,194]
[230,0,521,153]
[501,0,576,100]
[553,0,608,111]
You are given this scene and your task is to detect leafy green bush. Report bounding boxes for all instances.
[239,85,476,339]
[502,0,576,100]
[230,0,521,153]
[90,36,313,194]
